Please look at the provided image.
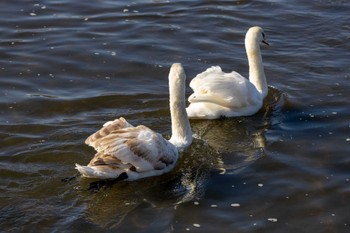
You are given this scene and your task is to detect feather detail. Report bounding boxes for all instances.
[79,118,178,179]
[76,123,179,179]
[85,117,133,147]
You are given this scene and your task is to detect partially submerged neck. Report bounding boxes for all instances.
[245,38,268,98]
[168,64,192,150]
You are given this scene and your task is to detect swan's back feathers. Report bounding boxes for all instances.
[77,117,178,179]
[88,125,177,172]
[85,117,133,147]
[188,66,261,108]
[190,66,241,90]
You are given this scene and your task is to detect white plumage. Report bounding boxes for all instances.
[186,26,269,119]
[75,63,192,180]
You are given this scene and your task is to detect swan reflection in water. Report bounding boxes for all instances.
[188,87,284,174]
[78,87,284,230]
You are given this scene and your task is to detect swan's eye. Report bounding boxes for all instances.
[262,32,266,39]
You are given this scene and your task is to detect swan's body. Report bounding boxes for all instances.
[186,26,269,119]
[75,63,192,180]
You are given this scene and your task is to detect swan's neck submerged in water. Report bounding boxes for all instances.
[168,64,192,150]
[245,29,268,98]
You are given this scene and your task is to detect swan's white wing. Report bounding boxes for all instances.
[77,118,178,179]
[189,66,228,90]
[189,66,261,108]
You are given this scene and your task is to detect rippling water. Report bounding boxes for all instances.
[1,0,350,232]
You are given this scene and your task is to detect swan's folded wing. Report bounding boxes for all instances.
[189,67,259,108]
[189,66,224,90]
[85,117,134,148]
[87,125,178,173]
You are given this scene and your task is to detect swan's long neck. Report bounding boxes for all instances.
[168,64,192,150]
[245,35,268,98]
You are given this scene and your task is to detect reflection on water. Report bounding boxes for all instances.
[191,87,285,174]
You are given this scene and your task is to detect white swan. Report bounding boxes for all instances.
[186,26,269,119]
[75,63,192,180]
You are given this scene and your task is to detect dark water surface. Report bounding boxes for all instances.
[1,0,350,232]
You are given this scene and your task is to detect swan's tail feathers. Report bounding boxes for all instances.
[75,163,128,180]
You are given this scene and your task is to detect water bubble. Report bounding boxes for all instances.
[268,218,278,222]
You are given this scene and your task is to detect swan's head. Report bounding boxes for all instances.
[245,26,269,47]
[169,63,186,82]
[169,63,186,100]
